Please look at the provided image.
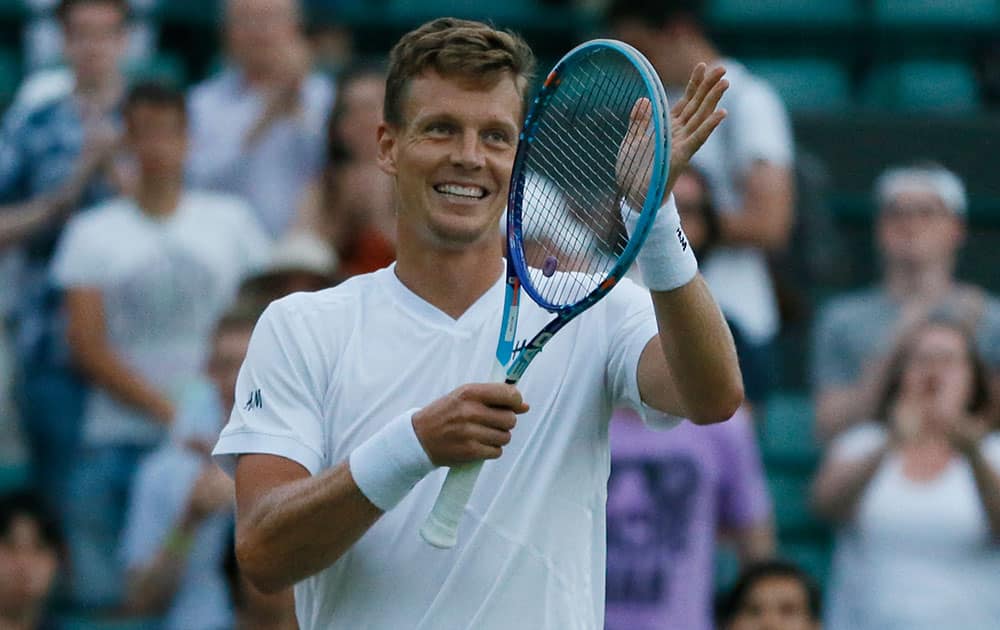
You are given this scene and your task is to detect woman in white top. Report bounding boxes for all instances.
[812,315,1000,630]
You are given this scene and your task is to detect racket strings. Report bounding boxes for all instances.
[519,49,663,307]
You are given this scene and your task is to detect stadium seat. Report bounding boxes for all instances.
[872,0,999,27]
[0,48,21,106]
[780,539,832,587]
[766,469,825,538]
[862,60,980,113]
[125,52,187,88]
[709,0,859,26]
[744,58,852,112]
[383,0,565,29]
[760,392,820,470]
[0,463,28,494]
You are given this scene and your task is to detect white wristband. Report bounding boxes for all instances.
[349,408,437,512]
[623,194,698,291]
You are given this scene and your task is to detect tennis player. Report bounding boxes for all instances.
[213,17,742,629]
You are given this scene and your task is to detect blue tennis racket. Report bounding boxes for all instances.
[420,39,671,548]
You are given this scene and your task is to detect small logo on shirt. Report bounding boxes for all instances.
[675,228,689,252]
[244,389,262,411]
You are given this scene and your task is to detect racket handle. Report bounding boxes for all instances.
[419,460,484,548]
[420,359,508,548]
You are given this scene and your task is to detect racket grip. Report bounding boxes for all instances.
[419,460,484,548]
[420,359,508,548]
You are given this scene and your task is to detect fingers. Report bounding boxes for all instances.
[460,383,530,415]
[671,62,707,118]
[676,65,727,129]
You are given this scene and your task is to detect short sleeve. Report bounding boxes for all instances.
[726,78,794,174]
[716,410,773,529]
[212,300,327,477]
[604,277,672,428]
[830,422,889,462]
[49,212,109,288]
[982,433,1000,468]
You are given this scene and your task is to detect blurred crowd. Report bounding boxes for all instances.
[0,0,997,629]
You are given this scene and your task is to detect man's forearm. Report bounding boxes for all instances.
[72,343,173,423]
[236,461,382,593]
[0,198,60,251]
[643,275,743,423]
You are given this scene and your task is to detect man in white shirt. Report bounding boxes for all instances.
[608,0,796,400]
[214,18,743,629]
[186,0,334,238]
[52,82,269,611]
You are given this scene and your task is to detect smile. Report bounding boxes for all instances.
[434,183,488,199]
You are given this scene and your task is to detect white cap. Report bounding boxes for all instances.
[875,164,967,216]
[264,231,338,278]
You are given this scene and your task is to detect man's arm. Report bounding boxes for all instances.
[634,64,743,423]
[234,383,528,593]
[638,278,743,423]
[717,160,795,251]
[65,288,175,423]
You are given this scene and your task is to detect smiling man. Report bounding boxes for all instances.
[213,17,742,629]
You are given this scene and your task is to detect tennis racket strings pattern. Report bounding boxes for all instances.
[420,39,670,548]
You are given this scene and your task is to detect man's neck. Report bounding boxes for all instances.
[394,236,504,320]
[135,177,184,219]
[884,261,954,303]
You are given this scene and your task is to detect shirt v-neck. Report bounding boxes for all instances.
[379,262,506,336]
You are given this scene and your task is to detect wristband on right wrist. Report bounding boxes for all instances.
[349,408,437,512]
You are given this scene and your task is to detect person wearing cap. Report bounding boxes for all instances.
[239,230,339,304]
[811,163,1000,442]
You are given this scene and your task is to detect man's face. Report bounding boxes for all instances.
[125,103,188,179]
[728,576,819,630]
[62,1,127,86]
[377,70,521,250]
[0,516,59,616]
[225,0,299,74]
[877,189,963,268]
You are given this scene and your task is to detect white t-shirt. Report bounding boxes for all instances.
[213,264,660,630]
[121,378,233,630]
[669,59,794,344]
[825,423,1000,630]
[51,191,270,446]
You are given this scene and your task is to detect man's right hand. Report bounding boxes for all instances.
[412,383,530,466]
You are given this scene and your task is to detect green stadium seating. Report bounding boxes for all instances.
[744,58,852,112]
[862,60,980,113]
[872,0,999,27]
[709,0,859,26]
[0,48,20,106]
[384,0,565,28]
[125,52,187,88]
[780,539,832,587]
[760,392,820,470]
[0,463,28,494]
[766,468,825,538]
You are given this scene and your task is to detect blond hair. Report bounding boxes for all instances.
[384,17,535,126]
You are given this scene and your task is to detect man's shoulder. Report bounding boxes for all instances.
[4,91,75,131]
[65,197,135,232]
[266,272,386,324]
[188,69,238,106]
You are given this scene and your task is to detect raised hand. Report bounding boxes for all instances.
[666,63,729,194]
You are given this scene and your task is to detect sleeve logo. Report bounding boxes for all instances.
[675,227,689,252]
[244,388,263,411]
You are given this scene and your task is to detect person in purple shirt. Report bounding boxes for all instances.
[606,406,775,630]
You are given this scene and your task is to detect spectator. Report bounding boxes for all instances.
[0,491,64,630]
[0,0,131,516]
[187,0,335,239]
[22,0,157,72]
[605,406,774,630]
[120,303,265,629]
[811,316,1000,630]
[812,163,1000,441]
[50,82,269,612]
[717,559,822,630]
[607,0,796,402]
[294,61,394,277]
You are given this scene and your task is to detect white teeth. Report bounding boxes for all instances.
[435,184,486,198]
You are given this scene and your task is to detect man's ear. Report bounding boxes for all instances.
[376,122,398,176]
